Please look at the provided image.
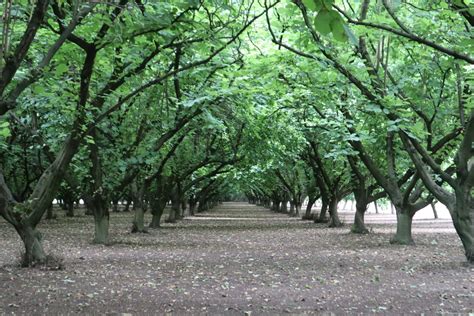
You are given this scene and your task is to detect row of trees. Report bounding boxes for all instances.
[0,0,472,265]
[236,0,473,262]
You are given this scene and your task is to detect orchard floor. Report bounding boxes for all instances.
[0,202,473,315]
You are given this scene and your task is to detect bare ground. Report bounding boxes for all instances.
[0,202,472,315]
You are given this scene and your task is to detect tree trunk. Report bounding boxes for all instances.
[93,214,109,244]
[390,212,415,245]
[294,201,301,218]
[65,201,74,217]
[91,196,110,244]
[167,199,180,223]
[181,199,187,217]
[431,202,438,219]
[302,197,316,220]
[189,200,197,216]
[328,197,342,227]
[374,200,379,214]
[149,196,166,229]
[16,223,47,266]
[351,190,369,234]
[451,191,474,263]
[45,204,55,220]
[131,206,147,233]
[280,200,288,213]
[289,200,296,217]
[272,200,280,212]
[352,202,369,234]
[112,200,119,212]
[124,199,131,212]
[315,197,329,223]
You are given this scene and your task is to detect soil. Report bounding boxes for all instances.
[0,202,472,315]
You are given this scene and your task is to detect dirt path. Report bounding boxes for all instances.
[0,202,473,314]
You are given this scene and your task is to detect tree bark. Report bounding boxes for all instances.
[294,201,301,218]
[15,223,47,266]
[328,197,342,227]
[390,212,415,245]
[315,197,329,223]
[302,197,316,220]
[45,204,55,220]
[131,206,147,233]
[93,213,109,244]
[431,202,438,219]
[289,200,296,217]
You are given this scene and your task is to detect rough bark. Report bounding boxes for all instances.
[15,223,47,266]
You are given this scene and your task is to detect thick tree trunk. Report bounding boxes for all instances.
[451,191,474,263]
[45,204,56,220]
[352,190,369,234]
[93,214,109,244]
[16,224,47,266]
[189,200,197,216]
[294,201,301,218]
[112,200,119,212]
[280,200,288,213]
[149,196,166,229]
[65,201,74,217]
[289,201,296,217]
[124,199,131,212]
[328,197,342,227]
[166,200,180,223]
[352,203,369,234]
[131,206,147,233]
[272,200,280,212]
[302,197,316,220]
[390,212,415,245]
[181,199,187,218]
[315,198,329,223]
[91,196,110,244]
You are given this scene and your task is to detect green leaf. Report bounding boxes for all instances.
[302,0,317,11]
[55,63,68,76]
[331,18,347,42]
[314,9,332,35]
[0,121,11,138]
